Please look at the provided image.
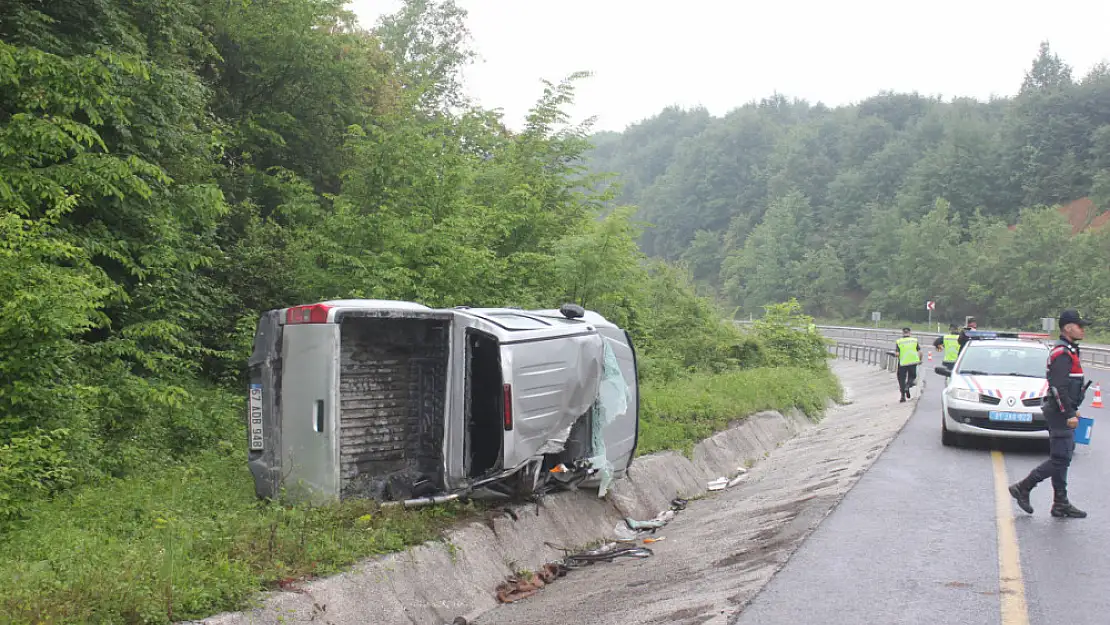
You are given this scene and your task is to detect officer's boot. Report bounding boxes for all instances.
[1009,481,1034,514]
[1050,492,1087,518]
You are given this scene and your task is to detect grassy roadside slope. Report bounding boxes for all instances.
[637,366,842,456]
[0,362,841,624]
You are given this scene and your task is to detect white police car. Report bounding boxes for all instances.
[936,331,1052,447]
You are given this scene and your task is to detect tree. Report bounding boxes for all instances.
[374,0,475,113]
[720,191,809,313]
[1020,41,1073,95]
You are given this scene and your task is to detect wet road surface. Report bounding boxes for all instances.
[734,364,1110,625]
[470,357,1110,625]
[472,361,916,625]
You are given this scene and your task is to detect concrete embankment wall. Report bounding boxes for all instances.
[191,371,853,625]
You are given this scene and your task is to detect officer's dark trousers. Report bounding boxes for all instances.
[1020,426,1075,502]
[897,364,918,393]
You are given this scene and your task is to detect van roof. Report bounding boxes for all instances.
[318,299,432,311]
[278,300,624,334]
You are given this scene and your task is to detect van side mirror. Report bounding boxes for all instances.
[935,366,951,377]
[559,303,585,319]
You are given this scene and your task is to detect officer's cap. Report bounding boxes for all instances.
[1059,309,1089,328]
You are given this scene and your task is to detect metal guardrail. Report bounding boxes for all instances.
[736,319,1109,370]
[826,341,900,373]
[813,324,1110,371]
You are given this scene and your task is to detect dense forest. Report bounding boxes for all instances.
[586,43,1110,328]
[1,0,764,522]
[0,2,844,620]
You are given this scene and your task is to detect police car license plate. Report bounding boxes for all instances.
[988,411,1033,423]
[249,383,264,450]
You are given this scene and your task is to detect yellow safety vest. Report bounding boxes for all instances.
[942,334,960,362]
[896,337,921,366]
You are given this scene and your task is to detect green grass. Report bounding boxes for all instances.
[0,446,475,625]
[0,364,842,625]
[636,365,843,457]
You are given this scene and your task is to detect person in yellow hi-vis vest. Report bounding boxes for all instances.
[931,324,961,371]
[895,327,921,402]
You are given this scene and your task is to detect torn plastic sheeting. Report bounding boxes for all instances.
[621,508,677,534]
[612,522,643,541]
[625,517,666,531]
[588,338,630,497]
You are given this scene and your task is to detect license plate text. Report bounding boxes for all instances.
[988,411,1033,423]
[249,384,264,450]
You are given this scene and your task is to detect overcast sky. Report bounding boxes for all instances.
[347,0,1110,133]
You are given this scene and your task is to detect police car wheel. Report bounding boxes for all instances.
[941,418,959,447]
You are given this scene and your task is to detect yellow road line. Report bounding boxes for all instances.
[991,450,1030,625]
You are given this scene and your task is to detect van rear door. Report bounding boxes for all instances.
[279,322,341,503]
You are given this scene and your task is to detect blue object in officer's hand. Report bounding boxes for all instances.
[1075,415,1094,445]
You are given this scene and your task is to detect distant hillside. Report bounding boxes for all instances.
[587,42,1110,327]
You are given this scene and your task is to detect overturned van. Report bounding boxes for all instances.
[246,299,639,505]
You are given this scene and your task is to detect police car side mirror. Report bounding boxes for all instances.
[935,366,951,377]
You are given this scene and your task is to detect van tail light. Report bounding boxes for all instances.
[286,303,332,324]
[503,383,513,431]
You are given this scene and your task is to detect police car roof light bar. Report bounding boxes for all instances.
[964,330,1051,341]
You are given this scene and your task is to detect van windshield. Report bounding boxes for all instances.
[956,344,1047,378]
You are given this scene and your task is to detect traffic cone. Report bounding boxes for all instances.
[928,350,933,362]
[1092,383,1104,409]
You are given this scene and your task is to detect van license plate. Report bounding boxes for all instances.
[249,384,264,450]
[988,411,1032,423]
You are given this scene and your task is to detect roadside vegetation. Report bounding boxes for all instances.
[639,300,842,457]
[0,1,839,623]
[639,367,841,457]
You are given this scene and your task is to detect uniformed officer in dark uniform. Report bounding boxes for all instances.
[957,317,977,353]
[1009,309,1090,518]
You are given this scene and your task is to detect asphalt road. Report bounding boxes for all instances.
[470,361,918,625]
[734,363,1110,625]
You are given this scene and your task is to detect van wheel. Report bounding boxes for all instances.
[941,419,959,447]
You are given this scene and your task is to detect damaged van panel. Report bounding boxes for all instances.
[500,332,603,468]
[246,300,639,505]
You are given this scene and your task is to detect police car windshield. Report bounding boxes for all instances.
[955,344,1046,378]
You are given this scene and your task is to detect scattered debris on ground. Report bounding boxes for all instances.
[709,466,749,491]
[491,497,691,604]
[489,465,754,605]
[494,563,568,603]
